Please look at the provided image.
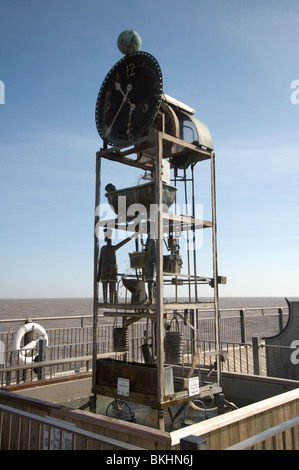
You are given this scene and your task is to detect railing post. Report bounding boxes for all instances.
[0,340,4,369]
[240,309,246,343]
[278,308,284,332]
[180,435,207,450]
[252,336,262,376]
[23,319,32,381]
[37,338,47,380]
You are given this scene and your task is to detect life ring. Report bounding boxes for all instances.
[12,322,48,364]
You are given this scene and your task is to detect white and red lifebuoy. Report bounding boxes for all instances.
[12,322,48,364]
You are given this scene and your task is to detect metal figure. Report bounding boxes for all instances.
[98,229,133,303]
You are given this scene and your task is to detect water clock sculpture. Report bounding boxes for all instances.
[90,31,226,430]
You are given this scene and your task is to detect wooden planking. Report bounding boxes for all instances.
[170,388,299,448]
[226,416,299,450]
[198,344,268,376]
[0,390,172,450]
[2,385,299,450]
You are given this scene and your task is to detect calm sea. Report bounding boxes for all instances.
[0,296,292,332]
[0,296,291,317]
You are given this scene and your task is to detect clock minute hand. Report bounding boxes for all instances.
[105,83,132,137]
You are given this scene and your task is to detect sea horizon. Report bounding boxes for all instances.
[0,295,294,333]
[0,295,292,319]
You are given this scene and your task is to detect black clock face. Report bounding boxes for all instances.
[95,51,163,146]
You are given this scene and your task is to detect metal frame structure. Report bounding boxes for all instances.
[90,100,224,430]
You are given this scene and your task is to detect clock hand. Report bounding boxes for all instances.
[115,81,126,97]
[105,83,132,137]
[126,102,136,135]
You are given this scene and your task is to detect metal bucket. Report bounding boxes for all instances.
[113,327,129,352]
[129,251,146,269]
[165,331,183,364]
[105,182,177,214]
[122,278,147,304]
[141,343,153,364]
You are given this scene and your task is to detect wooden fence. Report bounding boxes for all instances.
[171,387,299,450]
[225,416,299,450]
[1,386,299,450]
[0,389,171,450]
[0,403,143,450]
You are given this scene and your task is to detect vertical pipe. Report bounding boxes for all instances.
[91,153,101,412]
[191,163,198,302]
[183,169,191,301]
[154,130,165,417]
[211,152,221,388]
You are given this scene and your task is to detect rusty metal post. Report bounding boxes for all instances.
[211,152,221,389]
[155,130,165,429]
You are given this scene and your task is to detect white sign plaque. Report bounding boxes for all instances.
[188,376,200,396]
[117,377,130,397]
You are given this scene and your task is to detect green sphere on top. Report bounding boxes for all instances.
[117,30,142,55]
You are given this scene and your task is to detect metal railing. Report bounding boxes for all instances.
[0,305,288,344]
[0,306,291,386]
[3,336,298,387]
[0,403,143,450]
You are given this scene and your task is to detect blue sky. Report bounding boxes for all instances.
[0,0,299,298]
